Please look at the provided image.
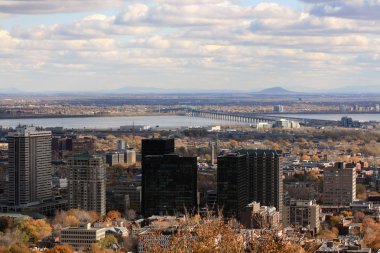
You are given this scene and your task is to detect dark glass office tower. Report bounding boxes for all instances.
[141,138,175,158]
[141,138,175,216]
[217,153,249,219]
[142,154,197,217]
[239,150,283,215]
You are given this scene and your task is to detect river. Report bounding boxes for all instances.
[0,115,238,129]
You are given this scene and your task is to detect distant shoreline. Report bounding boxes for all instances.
[1,111,380,120]
[0,113,165,120]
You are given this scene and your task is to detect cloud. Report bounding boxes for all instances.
[0,0,123,15]
[1,0,380,91]
[301,0,380,20]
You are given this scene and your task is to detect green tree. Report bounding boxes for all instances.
[98,235,118,249]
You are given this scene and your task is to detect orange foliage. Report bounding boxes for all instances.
[44,245,74,253]
[8,243,31,253]
[19,219,52,243]
[363,217,380,250]
[146,216,305,253]
[106,210,121,221]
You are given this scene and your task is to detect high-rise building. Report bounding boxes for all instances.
[142,154,197,217]
[217,153,249,219]
[141,138,175,159]
[283,200,320,234]
[239,150,283,215]
[108,184,141,214]
[68,153,106,216]
[7,126,52,206]
[141,138,175,216]
[323,162,356,206]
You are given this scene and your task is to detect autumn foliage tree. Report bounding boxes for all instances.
[362,217,380,250]
[146,215,305,253]
[18,219,52,244]
[105,210,121,221]
[8,243,31,253]
[52,211,80,234]
[44,245,74,253]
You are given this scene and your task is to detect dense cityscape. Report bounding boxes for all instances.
[1,0,380,252]
[0,92,379,253]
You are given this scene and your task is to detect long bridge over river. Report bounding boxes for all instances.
[160,108,339,126]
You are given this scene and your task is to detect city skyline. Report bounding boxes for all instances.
[1,0,380,92]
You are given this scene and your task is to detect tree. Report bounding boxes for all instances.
[317,229,337,240]
[327,216,341,227]
[18,219,52,244]
[300,154,310,161]
[146,215,305,253]
[362,217,380,250]
[0,217,14,232]
[66,209,98,223]
[311,155,320,162]
[98,235,118,249]
[341,211,352,217]
[106,211,121,221]
[353,211,365,223]
[89,244,114,253]
[356,184,367,200]
[52,211,80,233]
[0,230,24,247]
[8,243,31,253]
[45,245,74,253]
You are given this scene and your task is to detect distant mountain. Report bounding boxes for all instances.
[256,86,296,94]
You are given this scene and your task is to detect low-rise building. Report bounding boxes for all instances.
[316,240,371,253]
[240,202,280,229]
[61,223,107,250]
[125,149,137,166]
[106,152,125,166]
[283,199,320,234]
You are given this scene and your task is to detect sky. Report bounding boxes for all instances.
[0,0,380,92]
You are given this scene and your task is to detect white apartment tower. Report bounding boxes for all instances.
[7,126,52,206]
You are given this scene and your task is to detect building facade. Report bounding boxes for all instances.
[141,138,175,158]
[61,223,107,250]
[240,201,280,229]
[105,152,125,166]
[217,153,249,219]
[125,149,137,165]
[7,126,52,206]
[142,154,197,217]
[323,162,356,206]
[68,153,106,216]
[283,199,320,234]
[239,150,283,215]
[141,138,175,216]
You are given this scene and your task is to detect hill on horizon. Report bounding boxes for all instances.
[256,86,296,94]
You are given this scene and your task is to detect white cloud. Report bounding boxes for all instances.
[301,0,380,20]
[1,0,380,91]
[0,0,123,15]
